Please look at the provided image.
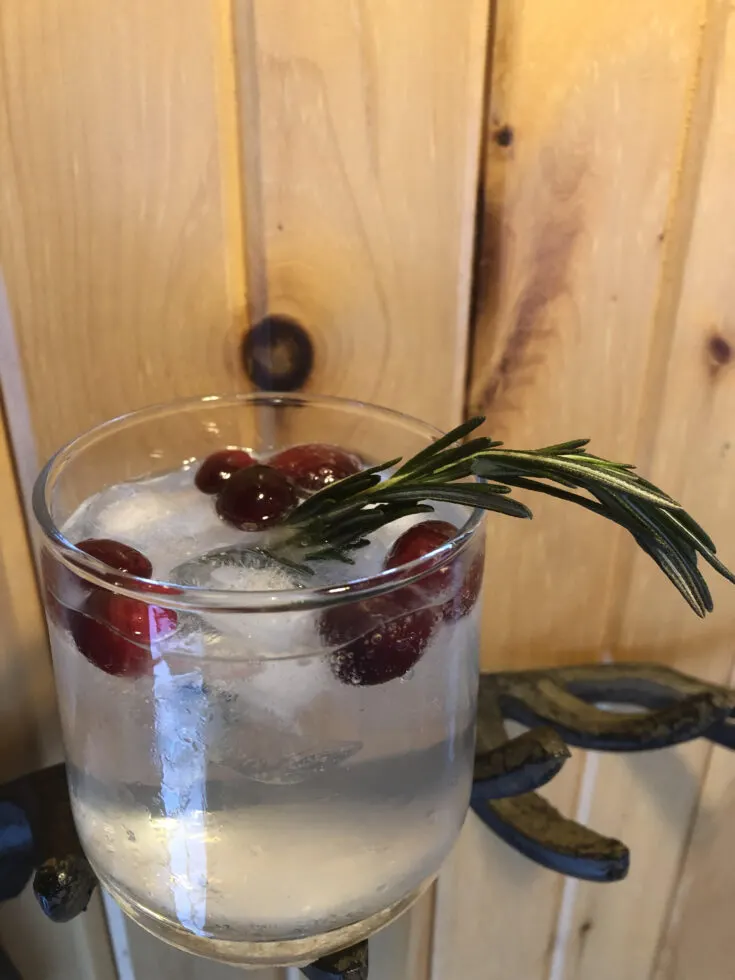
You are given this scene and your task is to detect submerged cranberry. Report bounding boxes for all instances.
[322,594,436,686]
[42,539,153,629]
[443,553,484,621]
[195,449,255,495]
[71,591,177,677]
[385,520,484,621]
[269,443,362,492]
[216,464,299,530]
[77,538,153,579]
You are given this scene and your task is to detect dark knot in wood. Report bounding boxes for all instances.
[494,124,514,147]
[707,332,732,376]
[242,315,314,392]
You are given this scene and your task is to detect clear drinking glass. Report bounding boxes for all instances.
[33,393,485,967]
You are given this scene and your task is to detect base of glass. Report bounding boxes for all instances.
[99,871,432,968]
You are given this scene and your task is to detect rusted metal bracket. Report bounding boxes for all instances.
[0,764,96,919]
[303,941,369,980]
[469,663,735,884]
[1,663,734,980]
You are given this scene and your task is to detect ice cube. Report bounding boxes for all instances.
[170,545,329,663]
[234,741,363,785]
[170,545,309,592]
[63,472,245,575]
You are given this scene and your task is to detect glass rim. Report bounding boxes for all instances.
[32,392,485,613]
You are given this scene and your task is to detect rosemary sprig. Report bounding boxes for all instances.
[278,417,733,615]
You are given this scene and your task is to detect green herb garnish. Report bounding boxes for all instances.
[278,416,733,615]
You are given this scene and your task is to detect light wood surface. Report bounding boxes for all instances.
[0,0,249,468]
[232,3,493,978]
[0,0,491,977]
[564,5,735,978]
[2,1,735,979]
[442,1,710,978]
[0,394,58,777]
[433,757,584,980]
[0,887,118,980]
[0,4,250,975]
[234,0,491,429]
[469,0,708,672]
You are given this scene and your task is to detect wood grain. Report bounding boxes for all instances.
[0,392,59,777]
[440,1,711,978]
[0,1,493,977]
[0,887,118,980]
[233,0,491,431]
[652,731,735,980]
[469,0,707,672]
[561,4,735,978]
[231,3,492,977]
[0,2,249,975]
[0,0,249,468]
[432,756,584,980]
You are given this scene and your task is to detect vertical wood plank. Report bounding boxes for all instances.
[0,0,249,466]
[0,2,250,976]
[0,392,59,775]
[469,0,706,670]
[433,758,583,980]
[234,0,491,429]
[562,4,735,978]
[0,887,118,980]
[232,3,493,977]
[443,1,710,979]
[652,737,735,980]
[1,1,492,977]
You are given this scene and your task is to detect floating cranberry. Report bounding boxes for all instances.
[385,520,484,621]
[77,538,153,579]
[385,520,457,594]
[322,593,436,686]
[216,464,299,531]
[71,591,177,677]
[195,449,255,495]
[269,443,362,492]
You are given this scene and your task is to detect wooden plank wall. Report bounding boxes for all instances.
[0,1,489,977]
[442,3,735,980]
[1,1,735,979]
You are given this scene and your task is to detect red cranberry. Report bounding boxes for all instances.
[195,449,255,495]
[77,538,153,579]
[385,520,484,621]
[216,464,298,531]
[43,540,156,630]
[443,554,485,621]
[385,520,457,594]
[71,591,177,677]
[269,444,362,492]
[322,593,436,686]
